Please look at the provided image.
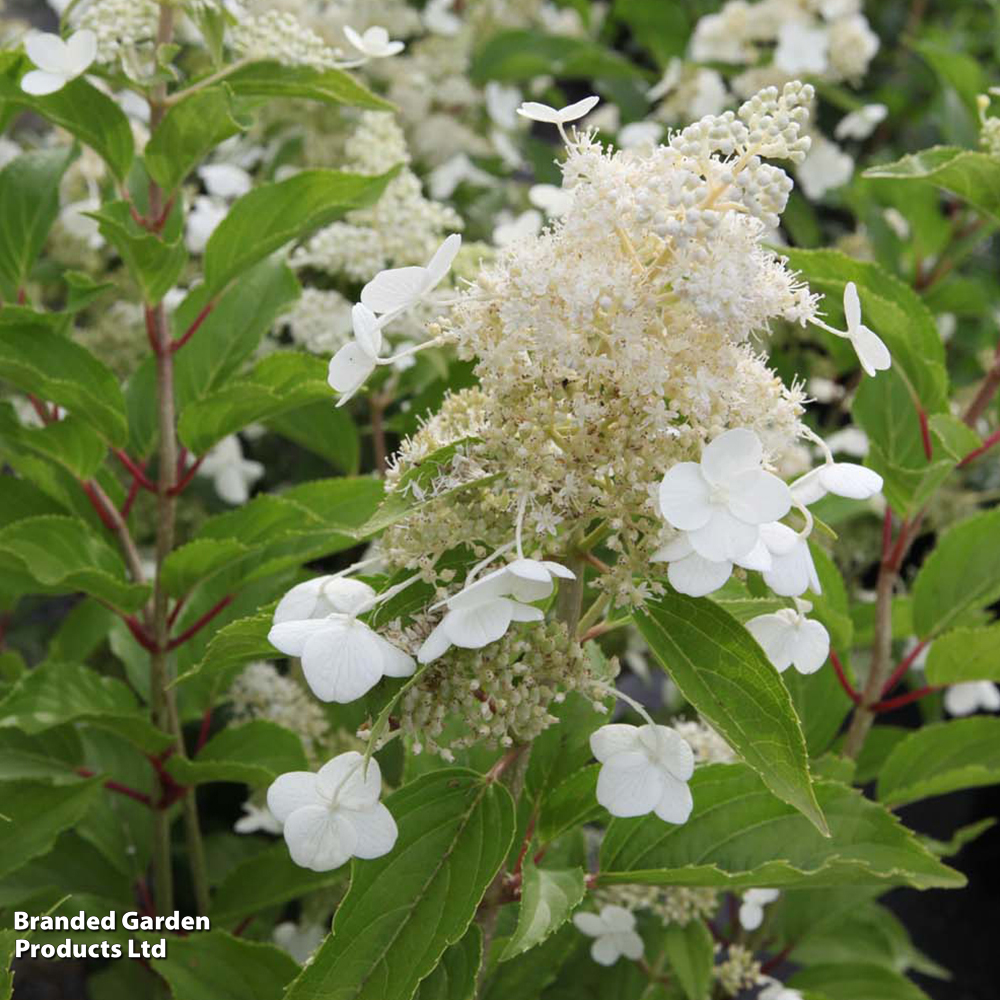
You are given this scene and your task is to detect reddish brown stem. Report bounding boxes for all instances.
[958,427,1000,467]
[233,916,253,938]
[121,474,142,518]
[761,943,794,974]
[124,615,158,652]
[880,639,929,698]
[917,408,933,460]
[168,455,204,496]
[77,768,154,807]
[167,595,233,650]
[829,650,862,705]
[27,393,54,424]
[873,684,941,713]
[513,810,537,876]
[196,707,213,753]
[114,449,158,492]
[167,595,187,628]
[81,481,120,533]
[172,301,214,352]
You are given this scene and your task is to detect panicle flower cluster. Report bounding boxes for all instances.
[714,943,764,996]
[292,111,462,283]
[228,661,332,762]
[672,719,736,764]
[594,884,720,928]
[72,0,159,68]
[279,288,355,356]
[229,10,341,70]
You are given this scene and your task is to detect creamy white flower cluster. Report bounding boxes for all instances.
[70,0,158,69]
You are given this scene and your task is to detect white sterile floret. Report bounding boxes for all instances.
[268,585,415,703]
[186,196,227,254]
[198,163,252,200]
[267,752,397,872]
[658,428,792,563]
[273,921,325,965]
[835,103,888,141]
[234,800,282,835]
[327,304,383,405]
[21,30,97,96]
[343,25,404,60]
[516,95,600,126]
[274,576,376,624]
[417,566,544,664]
[573,905,644,966]
[796,135,854,200]
[739,888,780,931]
[791,461,883,505]
[360,233,462,316]
[756,522,821,597]
[759,981,803,1000]
[197,434,263,504]
[590,723,695,823]
[841,282,891,376]
[944,681,1000,717]
[773,22,829,76]
[746,606,830,675]
[652,534,742,598]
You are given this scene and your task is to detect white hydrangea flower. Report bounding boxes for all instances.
[427,154,495,200]
[746,605,830,675]
[423,0,461,36]
[825,427,869,457]
[774,22,829,76]
[233,800,282,835]
[759,981,803,1000]
[267,752,397,872]
[327,304,383,405]
[739,888,780,930]
[360,233,462,316]
[658,428,792,563]
[186,196,227,254]
[516,95,600,126]
[198,163,252,200]
[652,533,741,598]
[791,459,883,505]
[796,135,853,200]
[835,103,888,141]
[273,921,325,965]
[944,681,1000,717]
[839,282,892,377]
[274,576,376,624]
[590,723,694,823]
[756,522,821,598]
[197,434,263,505]
[21,30,97,96]
[572,905,644,966]
[343,25,404,60]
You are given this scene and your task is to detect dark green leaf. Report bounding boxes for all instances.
[224,60,391,111]
[414,925,482,1000]
[924,625,1000,684]
[662,919,714,1000]
[500,861,585,960]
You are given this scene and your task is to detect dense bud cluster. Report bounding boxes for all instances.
[595,884,720,928]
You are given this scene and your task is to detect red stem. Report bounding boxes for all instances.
[172,301,214,352]
[124,614,158,652]
[77,768,154,807]
[27,393,54,424]
[880,639,929,698]
[81,481,119,533]
[513,811,537,875]
[196,707,213,753]
[168,455,204,496]
[167,594,233,650]
[873,684,941,713]
[829,650,862,705]
[144,306,161,355]
[958,427,1000,468]
[121,473,142,518]
[761,943,794,974]
[167,594,187,628]
[233,916,253,938]
[918,408,933,460]
[114,449,158,492]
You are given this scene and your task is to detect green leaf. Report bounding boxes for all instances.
[790,962,930,1000]
[284,769,516,1000]
[500,861,585,960]
[864,146,1000,222]
[536,765,603,844]
[224,60,392,111]
[0,779,102,880]
[174,607,275,688]
[634,591,826,835]
[0,53,134,180]
[912,506,1000,637]
[0,661,170,752]
[0,516,150,613]
[267,401,360,474]
[0,404,107,480]
[662,919,714,1000]
[145,86,245,195]
[151,931,298,1000]
[877,717,1000,806]
[210,842,347,924]
[177,352,332,454]
[612,0,691,64]
[0,317,129,446]
[414,925,482,1000]
[481,924,578,1000]
[166,720,308,786]
[599,763,962,890]
[202,168,398,294]
[91,200,188,306]
[0,146,76,299]
[924,625,1000,684]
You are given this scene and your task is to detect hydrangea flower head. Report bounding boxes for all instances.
[22,30,96,96]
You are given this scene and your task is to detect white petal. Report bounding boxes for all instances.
[791,619,830,674]
[351,303,382,359]
[65,28,97,75]
[25,33,69,74]
[700,428,763,485]
[599,905,636,933]
[360,265,429,314]
[819,463,883,500]
[267,772,323,823]
[658,463,712,530]
[843,281,862,334]
[639,725,695,781]
[596,752,665,817]
[556,95,601,122]
[283,805,357,871]
[446,567,513,610]
[541,560,576,579]
[734,536,772,573]
[980,683,1000,711]
[745,888,780,905]
[300,622,384,702]
[759,521,800,556]
[516,101,561,123]
[268,618,335,657]
[763,543,815,599]
[274,578,326,623]
[944,684,979,716]
[688,508,759,562]
[653,772,694,824]
[746,613,796,672]
[590,935,621,966]
[853,324,892,375]
[590,724,642,762]
[508,601,544,623]
[317,751,380,809]
[573,912,606,937]
[668,552,733,597]
[320,577,377,616]
[328,342,376,394]
[372,633,416,677]
[616,930,645,961]
[442,599,514,649]
[424,233,462,287]
[739,900,764,931]
[20,70,66,96]
[728,470,792,525]
[790,468,827,506]
[343,25,366,52]
[417,622,452,664]
[342,803,398,859]
[651,534,694,562]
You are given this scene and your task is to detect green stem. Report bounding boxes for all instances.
[162,57,253,107]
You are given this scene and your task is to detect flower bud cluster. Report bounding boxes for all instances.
[714,943,764,997]
[229,11,341,70]
[672,719,736,764]
[595,884,719,928]
[73,0,159,67]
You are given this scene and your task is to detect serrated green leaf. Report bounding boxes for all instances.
[284,769,515,1000]
[174,607,275,688]
[662,919,714,1000]
[166,720,308,786]
[912,506,1000,637]
[924,624,1000,684]
[789,962,930,1000]
[266,400,360,474]
[0,516,150,613]
[0,404,107,480]
[864,146,1000,222]
[0,145,76,299]
[599,763,962,890]
[203,168,398,294]
[501,861,585,960]
[634,591,826,835]
[223,60,392,110]
[878,717,1000,806]
[414,925,482,1000]
[0,318,129,446]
